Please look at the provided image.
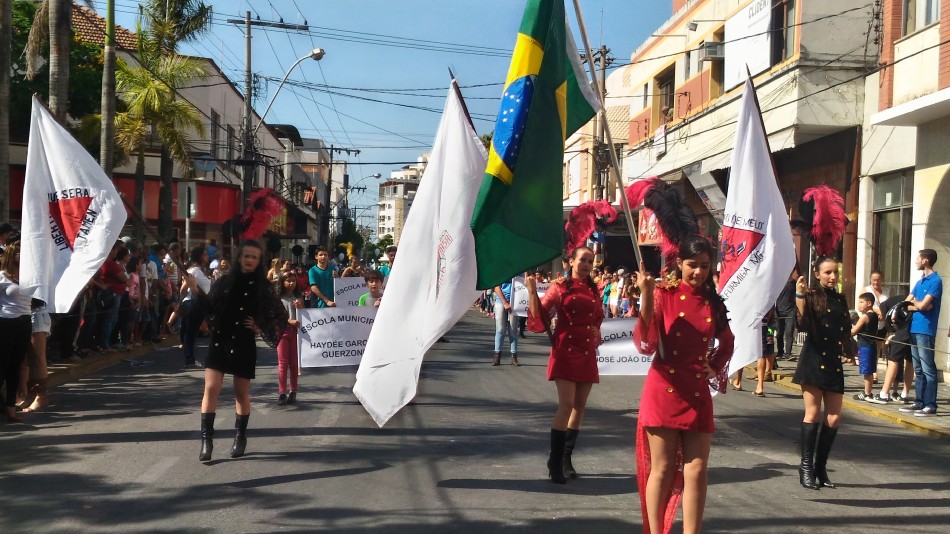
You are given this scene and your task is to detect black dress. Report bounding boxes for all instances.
[792,287,851,393]
[205,272,286,380]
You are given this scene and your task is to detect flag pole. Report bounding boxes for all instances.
[570,0,643,268]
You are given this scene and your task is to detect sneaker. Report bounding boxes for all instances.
[277,393,287,406]
[866,395,887,405]
[287,391,297,404]
[899,404,923,413]
[853,393,871,401]
[184,361,203,369]
[875,394,892,403]
[914,407,937,417]
[899,393,910,404]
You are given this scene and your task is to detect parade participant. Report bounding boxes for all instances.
[379,246,397,277]
[792,256,851,489]
[266,258,282,282]
[341,258,365,278]
[198,240,287,461]
[526,246,604,484]
[634,238,734,534]
[491,280,519,366]
[0,241,32,424]
[358,269,385,307]
[275,271,303,406]
[180,246,212,369]
[308,246,337,308]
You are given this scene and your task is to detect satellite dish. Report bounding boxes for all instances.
[194,154,217,174]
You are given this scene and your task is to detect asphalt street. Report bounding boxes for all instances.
[2,310,949,533]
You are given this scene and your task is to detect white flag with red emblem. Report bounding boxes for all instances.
[717,76,795,374]
[19,97,127,313]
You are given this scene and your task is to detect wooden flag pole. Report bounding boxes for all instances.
[570,0,643,268]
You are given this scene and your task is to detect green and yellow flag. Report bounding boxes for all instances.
[470,0,601,289]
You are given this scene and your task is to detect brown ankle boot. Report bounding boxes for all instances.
[510,353,520,366]
[491,351,501,366]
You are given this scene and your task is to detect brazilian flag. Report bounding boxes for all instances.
[471,0,601,289]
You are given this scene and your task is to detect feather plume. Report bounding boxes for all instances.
[801,185,846,256]
[625,177,659,209]
[642,179,699,260]
[564,200,619,251]
[240,189,284,240]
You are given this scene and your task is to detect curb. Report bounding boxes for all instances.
[47,339,179,389]
[770,370,950,441]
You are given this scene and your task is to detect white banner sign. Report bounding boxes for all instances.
[724,0,773,90]
[596,318,653,375]
[334,278,368,307]
[298,307,377,367]
[511,278,550,317]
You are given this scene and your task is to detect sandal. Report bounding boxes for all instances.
[753,390,765,397]
[731,382,743,391]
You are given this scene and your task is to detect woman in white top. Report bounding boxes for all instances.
[0,241,32,424]
[864,270,888,321]
[180,246,212,368]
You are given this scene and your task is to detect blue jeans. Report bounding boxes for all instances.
[98,291,120,349]
[494,300,518,354]
[179,299,203,365]
[910,333,938,411]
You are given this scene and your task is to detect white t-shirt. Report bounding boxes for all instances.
[182,266,212,302]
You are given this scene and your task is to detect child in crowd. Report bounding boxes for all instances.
[852,292,883,403]
[308,246,337,308]
[358,270,384,307]
[275,271,303,405]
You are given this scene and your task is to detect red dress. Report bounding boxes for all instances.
[633,280,735,534]
[527,278,604,383]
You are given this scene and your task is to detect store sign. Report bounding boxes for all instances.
[724,0,772,90]
[653,124,667,158]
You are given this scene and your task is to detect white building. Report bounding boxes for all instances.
[376,155,428,244]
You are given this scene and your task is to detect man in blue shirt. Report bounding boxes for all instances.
[899,249,942,416]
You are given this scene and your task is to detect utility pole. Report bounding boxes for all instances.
[587,44,613,201]
[321,144,360,249]
[227,12,308,209]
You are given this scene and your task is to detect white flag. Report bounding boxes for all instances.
[19,97,128,313]
[353,81,486,427]
[718,76,795,375]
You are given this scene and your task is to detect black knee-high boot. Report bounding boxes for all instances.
[815,425,838,488]
[563,428,580,479]
[230,414,249,458]
[199,412,215,462]
[547,429,567,484]
[799,422,820,490]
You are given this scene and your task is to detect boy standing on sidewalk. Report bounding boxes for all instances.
[899,249,942,417]
[852,293,883,403]
[358,270,384,307]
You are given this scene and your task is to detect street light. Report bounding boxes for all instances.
[253,48,326,136]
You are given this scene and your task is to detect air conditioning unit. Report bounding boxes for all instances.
[699,41,724,62]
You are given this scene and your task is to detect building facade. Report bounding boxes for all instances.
[376,155,428,245]
[866,0,950,368]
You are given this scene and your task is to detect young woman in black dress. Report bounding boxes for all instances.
[792,256,850,489]
[198,241,287,462]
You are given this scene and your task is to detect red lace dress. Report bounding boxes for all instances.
[527,278,604,383]
[633,280,735,534]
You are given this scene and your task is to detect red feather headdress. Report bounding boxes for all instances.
[801,185,846,256]
[240,189,284,240]
[625,177,699,262]
[564,199,618,251]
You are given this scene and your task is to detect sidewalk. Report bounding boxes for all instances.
[46,338,179,388]
[761,349,950,440]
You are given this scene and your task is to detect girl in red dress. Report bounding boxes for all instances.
[526,246,604,484]
[634,237,734,534]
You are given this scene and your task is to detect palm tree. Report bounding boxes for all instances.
[138,0,212,240]
[24,0,79,124]
[115,29,206,241]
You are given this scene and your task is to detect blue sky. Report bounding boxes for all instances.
[94,0,670,226]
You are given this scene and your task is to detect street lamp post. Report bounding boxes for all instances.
[253,48,326,136]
